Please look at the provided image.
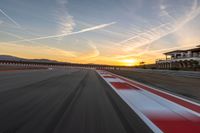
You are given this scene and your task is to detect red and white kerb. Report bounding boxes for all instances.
[97,70,200,133]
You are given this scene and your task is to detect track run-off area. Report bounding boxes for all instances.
[0,68,199,133]
[97,70,200,133]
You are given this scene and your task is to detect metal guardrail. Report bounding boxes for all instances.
[0,60,134,69]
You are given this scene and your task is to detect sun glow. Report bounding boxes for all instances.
[121,59,137,66]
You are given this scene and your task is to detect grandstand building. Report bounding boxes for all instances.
[156,46,200,70]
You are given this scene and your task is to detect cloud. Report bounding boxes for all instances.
[79,41,100,60]
[0,8,47,41]
[173,0,200,31]
[78,22,116,33]
[118,0,200,51]
[87,42,100,58]
[114,39,200,60]
[6,22,116,43]
[133,41,200,63]
[74,20,126,37]
[0,31,43,45]
[160,5,166,10]
[0,9,20,28]
[0,20,3,25]
[0,31,23,39]
[119,22,171,44]
[150,41,200,54]
[58,15,75,35]
[0,43,77,62]
[0,9,40,40]
[118,22,173,52]
[0,41,101,63]
[110,0,200,60]
[55,0,75,40]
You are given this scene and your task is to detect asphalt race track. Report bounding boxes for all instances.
[0,69,152,133]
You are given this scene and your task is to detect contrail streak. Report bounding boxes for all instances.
[8,22,116,43]
[0,31,41,45]
[0,9,21,28]
[118,0,200,49]
[119,22,171,44]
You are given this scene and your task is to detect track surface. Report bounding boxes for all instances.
[0,69,151,133]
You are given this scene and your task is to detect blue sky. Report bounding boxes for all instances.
[0,0,200,65]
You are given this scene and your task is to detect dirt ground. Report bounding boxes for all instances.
[109,70,200,102]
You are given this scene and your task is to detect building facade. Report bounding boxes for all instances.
[156,46,200,70]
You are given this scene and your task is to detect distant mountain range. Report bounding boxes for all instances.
[0,55,61,63]
[0,55,114,66]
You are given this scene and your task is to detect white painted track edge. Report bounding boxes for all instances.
[106,71,200,107]
[97,70,163,133]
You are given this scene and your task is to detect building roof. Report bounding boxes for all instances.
[164,50,185,55]
[164,46,200,55]
[187,47,200,52]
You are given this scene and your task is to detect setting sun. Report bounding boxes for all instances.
[121,59,137,66]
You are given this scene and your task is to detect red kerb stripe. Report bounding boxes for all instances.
[103,76,116,78]
[113,73,200,114]
[147,115,200,133]
[110,82,139,90]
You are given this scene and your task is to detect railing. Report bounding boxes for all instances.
[171,55,200,60]
[157,54,200,62]
[0,60,134,69]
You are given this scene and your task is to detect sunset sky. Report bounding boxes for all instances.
[1,0,200,66]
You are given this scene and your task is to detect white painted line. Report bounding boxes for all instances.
[97,70,200,133]
[97,70,163,133]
